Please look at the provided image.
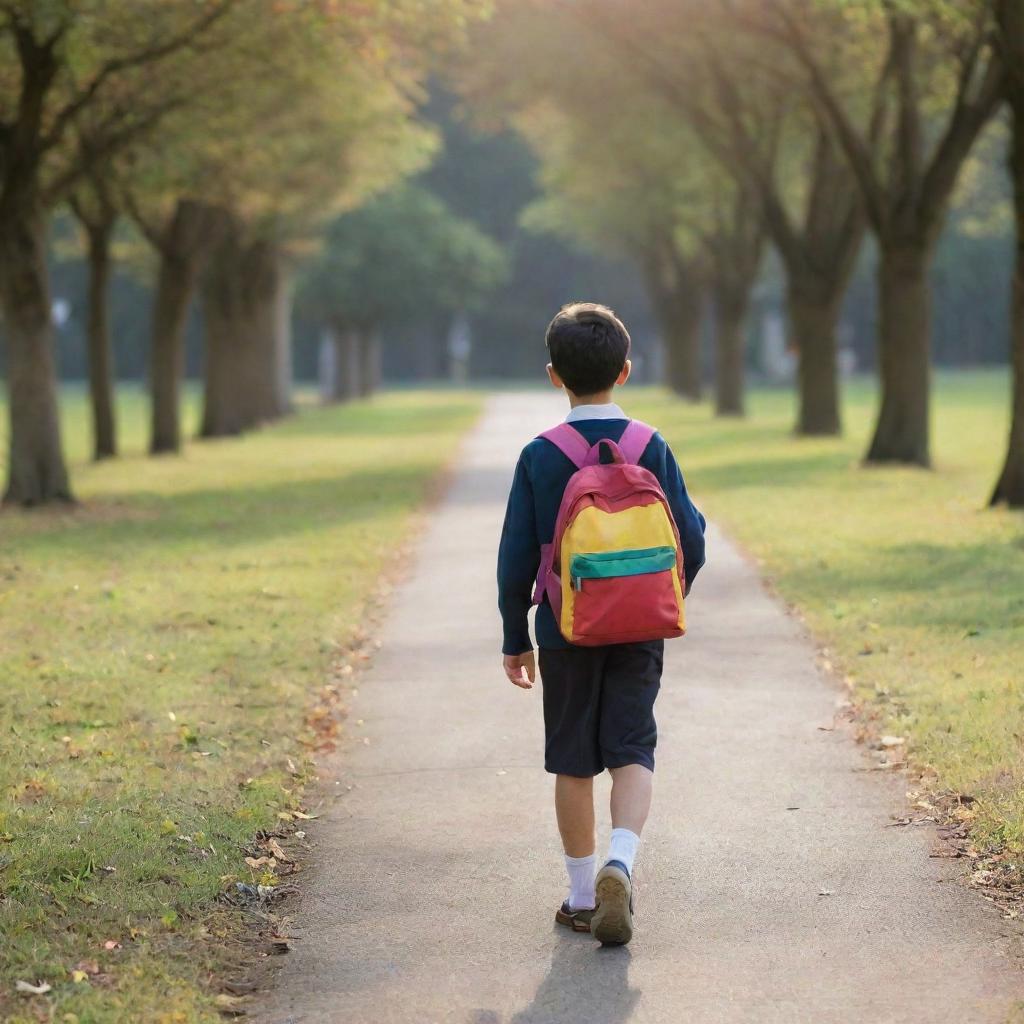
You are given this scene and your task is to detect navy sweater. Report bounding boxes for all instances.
[497,417,707,654]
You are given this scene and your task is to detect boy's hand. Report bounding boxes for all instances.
[503,651,536,689]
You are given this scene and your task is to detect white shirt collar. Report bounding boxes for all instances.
[564,402,627,423]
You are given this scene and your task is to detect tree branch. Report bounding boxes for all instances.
[121,187,167,250]
[889,13,922,203]
[917,48,1004,229]
[42,96,184,204]
[40,0,236,154]
[770,0,890,233]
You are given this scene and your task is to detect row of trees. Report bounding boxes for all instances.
[298,185,507,402]
[0,0,483,505]
[464,0,1024,506]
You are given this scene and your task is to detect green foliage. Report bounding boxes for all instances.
[0,385,481,1021]
[297,185,509,328]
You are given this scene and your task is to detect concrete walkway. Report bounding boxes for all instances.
[258,393,1022,1024]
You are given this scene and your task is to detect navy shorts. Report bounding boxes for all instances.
[538,640,663,777]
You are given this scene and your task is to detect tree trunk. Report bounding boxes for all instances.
[654,278,704,401]
[714,295,747,417]
[991,1,1024,508]
[0,202,72,505]
[200,229,287,438]
[788,283,842,436]
[358,328,381,398]
[150,250,196,453]
[992,252,1024,506]
[84,218,117,460]
[866,242,932,466]
[149,200,215,455]
[329,326,362,402]
[272,270,294,416]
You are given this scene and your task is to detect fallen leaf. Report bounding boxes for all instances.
[266,839,291,863]
[214,992,248,1016]
[880,735,905,748]
[292,811,318,820]
[15,980,52,995]
[102,940,121,951]
[70,970,88,984]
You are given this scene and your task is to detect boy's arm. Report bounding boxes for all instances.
[645,434,707,594]
[497,450,541,656]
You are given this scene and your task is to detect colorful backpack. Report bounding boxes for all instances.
[532,420,686,646]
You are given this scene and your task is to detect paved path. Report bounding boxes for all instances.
[259,393,1022,1024]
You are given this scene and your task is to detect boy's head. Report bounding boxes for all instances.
[545,302,631,400]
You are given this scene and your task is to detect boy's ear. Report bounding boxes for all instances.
[547,363,565,390]
[616,359,632,386]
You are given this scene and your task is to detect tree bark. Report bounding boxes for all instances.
[765,129,864,437]
[358,328,381,398]
[664,294,704,401]
[866,242,932,466]
[83,217,117,460]
[991,0,1024,507]
[788,283,843,436]
[328,326,362,402]
[714,292,748,417]
[150,250,196,453]
[0,201,73,505]
[646,266,704,402]
[200,227,289,438]
[700,183,765,419]
[148,200,217,454]
[273,269,294,416]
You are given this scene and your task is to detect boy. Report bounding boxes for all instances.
[497,302,706,945]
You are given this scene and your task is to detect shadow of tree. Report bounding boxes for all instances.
[1,463,439,560]
[784,539,1024,631]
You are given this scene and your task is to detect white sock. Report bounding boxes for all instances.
[565,853,596,910]
[607,828,640,875]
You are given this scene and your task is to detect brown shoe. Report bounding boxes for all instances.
[591,861,633,945]
[555,900,596,932]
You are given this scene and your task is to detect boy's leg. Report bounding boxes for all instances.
[555,774,596,857]
[609,763,653,834]
[599,639,662,863]
[591,641,663,944]
[538,646,606,920]
[556,774,597,912]
[609,763,653,861]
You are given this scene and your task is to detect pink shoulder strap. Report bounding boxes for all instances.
[618,420,656,464]
[537,423,590,468]
[538,419,656,467]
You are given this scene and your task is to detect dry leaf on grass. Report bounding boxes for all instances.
[214,992,248,1016]
[266,839,291,863]
[15,980,52,995]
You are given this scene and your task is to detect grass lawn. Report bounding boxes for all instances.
[632,371,1024,856]
[0,386,481,1023]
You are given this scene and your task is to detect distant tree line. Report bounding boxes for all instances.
[0,0,485,505]
[463,0,1024,507]
[2,0,1023,510]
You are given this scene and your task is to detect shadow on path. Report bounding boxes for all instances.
[471,933,640,1024]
